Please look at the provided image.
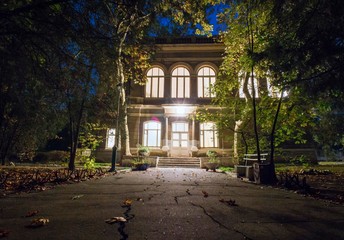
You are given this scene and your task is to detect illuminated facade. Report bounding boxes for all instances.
[126,38,227,157]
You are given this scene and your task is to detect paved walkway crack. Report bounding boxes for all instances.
[190,202,252,240]
[117,206,135,240]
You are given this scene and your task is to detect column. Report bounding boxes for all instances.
[165,116,169,145]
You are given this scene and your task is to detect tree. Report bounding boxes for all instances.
[0,0,73,164]
[265,0,344,155]
[0,0,225,168]
[197,0,317,183]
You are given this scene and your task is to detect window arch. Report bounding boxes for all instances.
[143,121,161,147]
[171,67,190,98]
[146,67,164,98]
[200,122,218,148]
[198,66,216,98]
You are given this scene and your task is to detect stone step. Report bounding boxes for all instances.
[157,157,201,168]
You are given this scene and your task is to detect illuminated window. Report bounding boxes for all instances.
[146,67,164,98]
[198,67,216,98]
[143,121,161,147]
[239,73,259,98]
[106,128,116,149]
[200,122,218,148]
[172,122,189,148]
[171,67,190,98]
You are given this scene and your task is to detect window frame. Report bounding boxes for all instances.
[200,122,218,148]
[143,121,161,147]
[171,67,190,98]
[197,66,216,98]
[145,67,164,98]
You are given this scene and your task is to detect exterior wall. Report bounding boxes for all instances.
[125,38,228,158]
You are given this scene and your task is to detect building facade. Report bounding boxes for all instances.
[126,38,228,157]
[96,37,321,163]
[96,38,231,161]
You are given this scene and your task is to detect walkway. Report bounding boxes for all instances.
[0,168,343,239]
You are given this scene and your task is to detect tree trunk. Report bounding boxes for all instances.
[247,2,261,162]
[68,86,87,171]
[115,22,132,156]
[233,120,242,164]
[269,90,284,182]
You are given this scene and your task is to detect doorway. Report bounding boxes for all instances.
[170,122,189,157]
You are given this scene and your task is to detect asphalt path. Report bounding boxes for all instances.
[0,168,343,240]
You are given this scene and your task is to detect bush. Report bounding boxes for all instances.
[206,150,219,163]
[137,145,150,156]
[32,151,69,163]
[33,153,49,163]
[84,157,96,170]
[48,151,69,162]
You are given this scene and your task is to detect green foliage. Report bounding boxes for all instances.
[218,166,234,172]
[78,123,104,151]
[206,150,219,163]
[84,157,96,170]
[198,0,325,163]
[137,145,150,156]
[131,157,149,166]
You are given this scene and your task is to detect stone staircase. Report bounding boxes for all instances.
[156,157,201,168]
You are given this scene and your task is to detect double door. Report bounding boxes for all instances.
[170,122,189,157]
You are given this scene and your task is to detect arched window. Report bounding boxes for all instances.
[143,121,161,147]
[198,66,216,98]
[200,122,218,148]
[171,67,190,98]
[146,67,164,98]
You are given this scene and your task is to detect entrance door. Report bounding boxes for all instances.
[171,122,189,157]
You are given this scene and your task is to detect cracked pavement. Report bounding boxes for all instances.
[0,168,343,239]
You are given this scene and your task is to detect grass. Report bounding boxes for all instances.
[275,162,344,174]
[218,166,234,172]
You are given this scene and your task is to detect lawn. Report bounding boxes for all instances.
[275,162,344,204]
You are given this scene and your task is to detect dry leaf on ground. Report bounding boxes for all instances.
[26,218,49,228]
[202,190,209,198]
[219,198,238,206]
[72,195,84,200]
[122,199,132,207]
[105,217,127,224]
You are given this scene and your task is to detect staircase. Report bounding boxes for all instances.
[157,157,201,168]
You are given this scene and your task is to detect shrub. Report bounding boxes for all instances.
[137,145,150,156]
[84,157,96,170]
[206,150,219,163]
[33,153,49,163]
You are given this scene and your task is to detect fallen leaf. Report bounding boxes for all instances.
[0,229,10,238]
[72,195,84,200]
[105,217,127,224]
[202,190,209,198]
[25,210,39,218]
[26,218,49,228]
[122,199,132,207]
[219,198,238,206]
